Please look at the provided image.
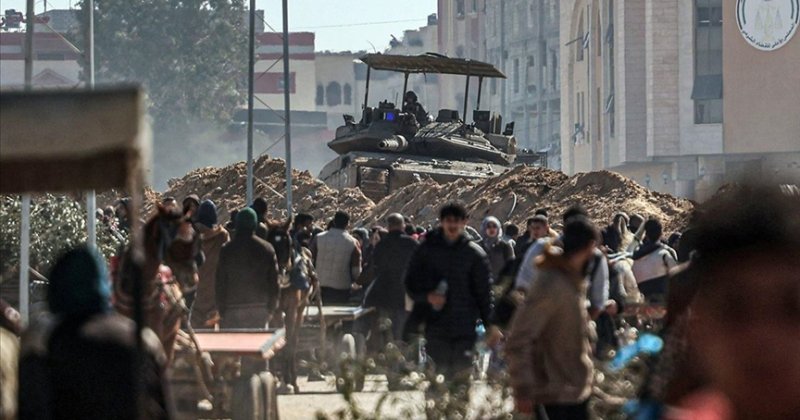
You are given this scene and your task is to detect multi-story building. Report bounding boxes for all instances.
[485,0,561,165]
[437,0,486,112]
[315,15,440,130]
[0,32,82,88]
[560,0,800,200]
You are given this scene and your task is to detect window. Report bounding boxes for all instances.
[326,82,341,106]
[490,77,497,95]
[693,0,723,124]
[551,50,558,90]
[576,13,585,62]
[472,0,478,13]
[456,0,465,17]
[37,52,65,60]
[513,58,520,93]
[595,8,602,56]
[343,84,352,105]
[315,84,324,106]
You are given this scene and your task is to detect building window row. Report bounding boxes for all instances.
[316,82,352,107]
[692,0,723,124]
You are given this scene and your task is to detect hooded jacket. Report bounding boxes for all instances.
[191,223,230,327]
[480,216,515,282]
[506,247,593,405]
[19,247,171,419]
[215,210,279,317]
[404,227,493,339]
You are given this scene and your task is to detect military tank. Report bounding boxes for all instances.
[319,53,519,202]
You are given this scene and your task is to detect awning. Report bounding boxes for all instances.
[359,53,506,78]
[691,74,723,100]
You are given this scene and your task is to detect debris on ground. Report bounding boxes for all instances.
[99,157,693,233]
[358,166,694,233]
[149,155,375,224]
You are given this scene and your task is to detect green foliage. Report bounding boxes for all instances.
[75,0,248,129]
[0,195,126,280]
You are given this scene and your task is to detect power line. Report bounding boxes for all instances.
[295,18,426,30]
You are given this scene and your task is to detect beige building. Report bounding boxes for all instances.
[561,0,800,200]
[0,32,82,89]
[437,0,487,111]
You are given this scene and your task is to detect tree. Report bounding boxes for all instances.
[76,0,248,129]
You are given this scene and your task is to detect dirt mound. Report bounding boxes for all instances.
[358,167,693,233]
[152,155,375,224]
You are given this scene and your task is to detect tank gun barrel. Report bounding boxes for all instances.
[378,135,408,152]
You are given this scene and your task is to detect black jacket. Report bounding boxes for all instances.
[215,231,280,315]
[364,231,419,311]
[404,228,493,339]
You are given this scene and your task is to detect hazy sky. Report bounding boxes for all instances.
[0,0,438,52]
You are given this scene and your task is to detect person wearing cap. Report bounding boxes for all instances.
[215,208,279,329]
[18,246,171,419]
[190,200,230,328]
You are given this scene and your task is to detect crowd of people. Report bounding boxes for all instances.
[0,181,797,420]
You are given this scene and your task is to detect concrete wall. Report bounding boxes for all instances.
[0,60,80,87]
[645,0,680,157]
[677,0,723,156]
[722,0,800,155]
[254,58,316,111]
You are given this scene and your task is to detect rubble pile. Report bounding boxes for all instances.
[151,155,375,223]
[126,155,691,232]
[359,166,694,232]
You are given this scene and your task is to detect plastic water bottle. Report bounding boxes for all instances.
[432,279,448,311]
[475,322,489,380]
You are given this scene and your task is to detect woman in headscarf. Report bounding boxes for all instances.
[18,246,172,419]
[480,216,515,282]
[190,200,230,328]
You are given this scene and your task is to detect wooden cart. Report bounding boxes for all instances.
[170,328,286,420]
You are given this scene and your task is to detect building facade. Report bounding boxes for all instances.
[485,0,561,163]
[560,0,800,200]
[0,32,82,88]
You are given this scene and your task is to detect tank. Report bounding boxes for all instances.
[319,53,522,202]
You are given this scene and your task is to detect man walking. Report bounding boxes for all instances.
[632,218,677,301]
[215,208,279,329]
[362,213,418,340]
[190,200,230,328]
[405,202,501,381]
[311,211,361,305]
[507,216,599,420]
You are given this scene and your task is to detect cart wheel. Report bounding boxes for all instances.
[231,374,264,420]
[258,372,280,420]
[336,334,366,393]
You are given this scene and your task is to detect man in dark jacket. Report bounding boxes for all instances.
[215,208,279,329]
[362,213,418,340]
[19,246,171,419]
[404,202,501,381]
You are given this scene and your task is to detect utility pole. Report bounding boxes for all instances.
[87,0,96,248]
[500,0,507,120]
[20,0,34,325]
[246,0,255,206]
[282,0,293,216]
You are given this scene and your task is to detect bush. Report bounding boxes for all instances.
[0,194,126,281]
